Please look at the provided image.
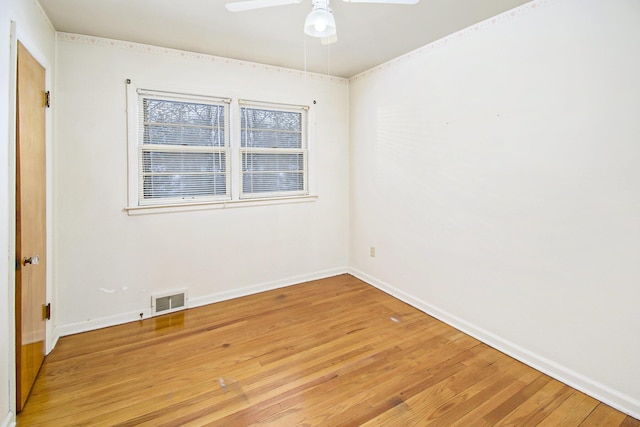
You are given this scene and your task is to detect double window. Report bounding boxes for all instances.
[129,87,309,209]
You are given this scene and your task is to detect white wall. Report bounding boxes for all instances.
[1,1,55,425]
[0,7,12,423]
[53,35,349,334]
[349,0,640,418]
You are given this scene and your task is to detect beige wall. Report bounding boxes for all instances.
[349,0,640,417]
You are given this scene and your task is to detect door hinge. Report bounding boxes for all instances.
[44,91,51,108]
[15,259,21,271]
[43,303,51,321]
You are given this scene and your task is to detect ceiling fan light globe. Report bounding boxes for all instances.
[314,19,327,32]
[304,7,336,37]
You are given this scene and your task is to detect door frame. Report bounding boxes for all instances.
[7,22,55,414]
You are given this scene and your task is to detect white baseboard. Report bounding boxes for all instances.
[188,267,348,309]
[48,330,60,355]
[349,267,640,420]
[1,411,15,427]
[55,267,348,339]
[54,308,153,338]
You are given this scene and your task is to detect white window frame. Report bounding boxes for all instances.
[126,83,231,208]
[125,82,316,215]
[239,100,309,200]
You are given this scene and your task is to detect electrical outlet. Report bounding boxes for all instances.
[370,246,376,257]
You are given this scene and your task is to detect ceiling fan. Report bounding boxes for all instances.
[225,0,419,45]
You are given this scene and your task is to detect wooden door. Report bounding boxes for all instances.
[15,41,47,413]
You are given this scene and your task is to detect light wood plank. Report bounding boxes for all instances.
[538,391,599,426]
[580,404,630,426]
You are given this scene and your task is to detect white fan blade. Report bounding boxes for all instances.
[321,33,338,45]
[343,0,419,3]
[226,0,301,12]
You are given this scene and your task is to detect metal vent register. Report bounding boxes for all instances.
[151,290,187,316]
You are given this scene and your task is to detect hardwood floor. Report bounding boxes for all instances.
[18,274,639,426]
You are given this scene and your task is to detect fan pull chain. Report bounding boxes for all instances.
[327,39,330,76]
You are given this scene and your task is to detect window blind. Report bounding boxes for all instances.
[137,90,230,205]
[239,101,308,199]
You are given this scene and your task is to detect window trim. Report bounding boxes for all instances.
[130,87,231,206]
[126,82,233,208]
[125,82,317,215]
[238,99,309,200]
[124,194,318,215]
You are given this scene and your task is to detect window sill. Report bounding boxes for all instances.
[124,194,318,216]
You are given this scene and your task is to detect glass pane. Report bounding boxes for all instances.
[240,108,301,131]
[240,107,303,148]
[144,99,225,127]
[143,151,225,173]
[143,174,227,199]
[143,98,226,147]
[242,172,304,194]
[240,130,301,149]
[242,153,303,172]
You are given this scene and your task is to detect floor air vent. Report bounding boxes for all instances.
[151,289,188,316]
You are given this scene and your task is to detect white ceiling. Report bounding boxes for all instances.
[38,0,531,78]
